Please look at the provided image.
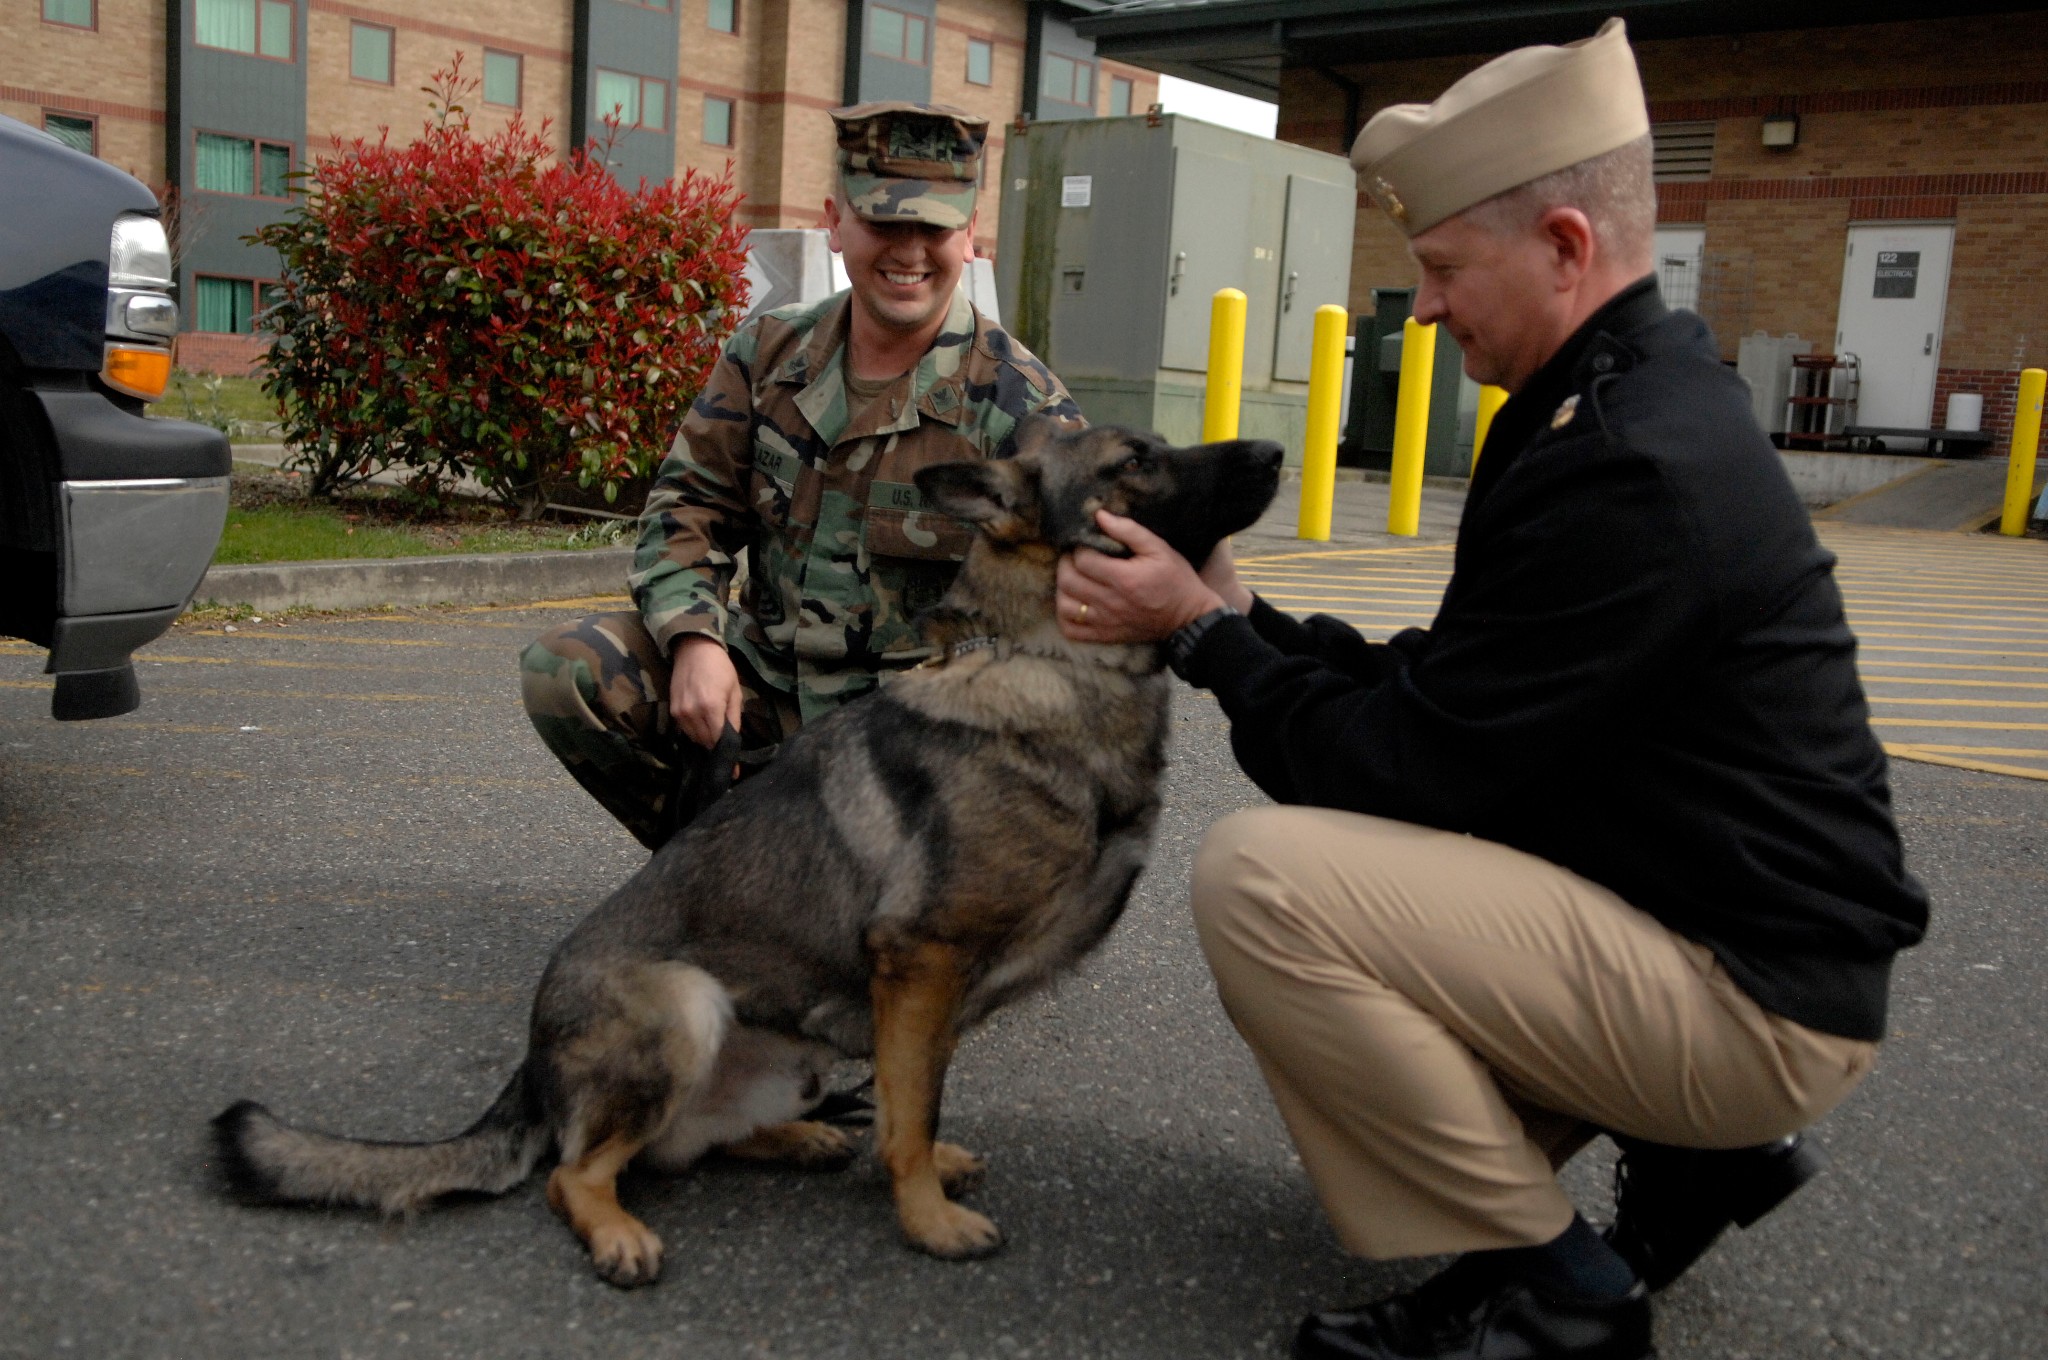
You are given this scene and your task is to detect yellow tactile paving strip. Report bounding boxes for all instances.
[1235,524,2048,783]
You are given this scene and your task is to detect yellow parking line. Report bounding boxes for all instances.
[1882,745,2048,781]
[1834,588,2048,605]
[1237,544,1455,566]
[1865,675,2048,689]
[1858,639,2048,656]
[1858,656,2048,672]
[177,630,460,646]
[1871,718,2048,731]
[1846,618,2047,636]
[1869,696,2048,708]
[0,679,493,704]
[447,595,629,614]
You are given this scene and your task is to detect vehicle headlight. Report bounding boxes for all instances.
[109,213,173,289]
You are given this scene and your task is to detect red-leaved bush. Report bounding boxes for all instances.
[253,61,749,514]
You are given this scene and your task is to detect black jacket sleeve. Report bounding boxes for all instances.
[1182,440,1708,830]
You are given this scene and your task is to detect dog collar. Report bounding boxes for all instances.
[912,632,1160,677]
[914,635,1001,669]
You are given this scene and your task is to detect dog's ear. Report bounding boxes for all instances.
[1009,413,1064,458]
[915,460,1029,526]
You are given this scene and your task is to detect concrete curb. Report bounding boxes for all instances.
[195,547,635,613]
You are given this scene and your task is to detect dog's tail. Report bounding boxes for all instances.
[211,1065,551,1215]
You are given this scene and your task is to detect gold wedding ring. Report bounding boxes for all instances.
[1077,602,1089,622]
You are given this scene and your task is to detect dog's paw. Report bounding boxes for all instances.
[588,1219,664,1288]
[719,1120,860,1171]
[774,1120,861,1171]
[903,1200,1005,1261]
[932,1141,987,1198]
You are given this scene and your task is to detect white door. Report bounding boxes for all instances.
[1652,227,1705,313]
[1835,224,1954,443]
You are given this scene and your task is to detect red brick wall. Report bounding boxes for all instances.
[2,0,171,182]
[1931,367,2021,445]
[174,333,269,378]
[303,1,576,159]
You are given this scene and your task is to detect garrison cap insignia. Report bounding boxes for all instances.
[1551,394,1580,430]
[1370,176,1407,224]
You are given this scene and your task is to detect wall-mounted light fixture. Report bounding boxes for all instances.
[1761,113,1800,148]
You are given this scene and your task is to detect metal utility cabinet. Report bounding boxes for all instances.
[996,113,1355,456]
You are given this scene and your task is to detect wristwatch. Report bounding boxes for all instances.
[1166,604,1241,678]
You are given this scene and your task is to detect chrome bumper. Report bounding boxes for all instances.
[60,475,229,616]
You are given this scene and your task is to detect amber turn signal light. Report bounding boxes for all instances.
[103,344,173,401]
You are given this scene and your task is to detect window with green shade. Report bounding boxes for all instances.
[195,133,254,195]
[197,0,289,57]
[966,38,991,86]
[196,276,255,334]
[195,133,290,197]
[595,69,639,127]
[594,71,668,131]
[483,49,521,107]
[259,0,291,57]
[708,0,735,33]
[259,142,290,197]
[42,0,94,29]
[868,5,924,65]
[1109,75,1132,117]
[868,7,901,60]
[1041,52,1092,108]
[351,22,392,83]
[704,96,732,147]
[43,113,95,155]
[196,0,255,52]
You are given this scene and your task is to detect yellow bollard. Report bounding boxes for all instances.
[1296,305,1349,541]
[2000,367,2045,537]
[1471,385,1508,469]
[1387,316,1435,537]
[1203,288,1248,442]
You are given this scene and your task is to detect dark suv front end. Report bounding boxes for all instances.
[1,114,230,719]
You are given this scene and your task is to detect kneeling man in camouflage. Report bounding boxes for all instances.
[521,101,1077,847]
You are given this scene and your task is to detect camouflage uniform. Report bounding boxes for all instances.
[523,253,1080,848]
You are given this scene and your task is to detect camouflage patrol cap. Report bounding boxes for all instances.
[831,100,988,229]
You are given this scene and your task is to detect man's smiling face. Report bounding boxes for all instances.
[826,195,976,341]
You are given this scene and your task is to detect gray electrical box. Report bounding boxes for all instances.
[1736,331,1813,436]
[1343,287,1469,477]
[995,113,1355,458]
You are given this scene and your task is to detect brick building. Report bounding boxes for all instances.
[3,0,1156,372]
[1082,1,2048,448]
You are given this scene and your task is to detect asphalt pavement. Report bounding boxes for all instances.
[1,480,2044,1358]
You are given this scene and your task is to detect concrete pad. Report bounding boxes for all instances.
[1777,449,1940,508]
[1814,457,2044,532]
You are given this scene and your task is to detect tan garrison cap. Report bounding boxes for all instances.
[831,100,989,229]
[1350,17,1649,237]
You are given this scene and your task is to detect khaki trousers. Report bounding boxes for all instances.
[1190,806,1876,1260]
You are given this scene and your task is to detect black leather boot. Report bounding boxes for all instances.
[1293,1260,1654,1360]
[1606,1133,1824,1291]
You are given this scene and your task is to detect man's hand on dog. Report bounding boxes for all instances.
[1057,510,1254,645]
[670,635,745,749]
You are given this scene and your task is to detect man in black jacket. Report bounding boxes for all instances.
[1057,19,1926,1360]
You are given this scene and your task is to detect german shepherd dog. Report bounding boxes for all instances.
[212,419,1283,1286]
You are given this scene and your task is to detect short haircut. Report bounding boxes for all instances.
[1458,134,1655,270]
